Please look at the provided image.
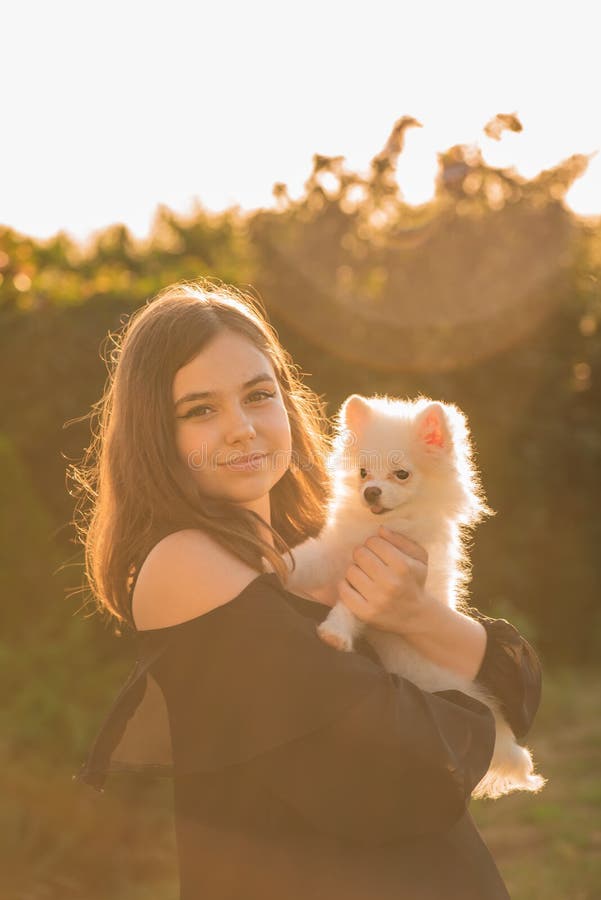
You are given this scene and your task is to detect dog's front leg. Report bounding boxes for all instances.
[285,537,342,593]
[317,601,364,652]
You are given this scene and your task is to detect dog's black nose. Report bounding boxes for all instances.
[364,486,382,503]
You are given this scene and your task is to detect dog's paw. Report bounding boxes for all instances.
[317,623,354,652]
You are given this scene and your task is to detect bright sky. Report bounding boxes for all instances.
[3,0,600,243]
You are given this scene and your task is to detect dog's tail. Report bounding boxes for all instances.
[471,716,547,800]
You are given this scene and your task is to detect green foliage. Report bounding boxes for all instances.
[0,433,61,635]
[0,122,599,667]
[1,118,600,897]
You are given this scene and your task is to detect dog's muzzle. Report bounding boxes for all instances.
[363,486,391,515]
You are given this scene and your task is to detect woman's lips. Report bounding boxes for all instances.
[220,453,268,471]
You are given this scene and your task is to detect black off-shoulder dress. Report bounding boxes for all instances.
[73,570,542,900]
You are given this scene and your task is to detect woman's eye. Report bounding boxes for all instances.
[394,469,410,481]
[248,390,276,402]
[184,405,213,419]
[182,390,276,419]
[359,467,368,479]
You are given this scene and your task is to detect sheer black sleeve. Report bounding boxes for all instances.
[73,573,496,843]
[242,677,495,844]
[468,609,542,741]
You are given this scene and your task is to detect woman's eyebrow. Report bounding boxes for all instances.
[175,373,275,407]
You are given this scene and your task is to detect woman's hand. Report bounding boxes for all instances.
[337,525,432,635]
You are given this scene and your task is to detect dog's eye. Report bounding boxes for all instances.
[394,469,410,481]
[359,467,368,479]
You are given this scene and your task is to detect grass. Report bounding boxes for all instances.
[3,665,599,899]
[471,665,601,900]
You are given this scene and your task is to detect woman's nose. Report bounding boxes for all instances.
[225,407,257,444]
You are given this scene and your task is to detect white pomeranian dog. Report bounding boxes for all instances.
[285,393,546,800]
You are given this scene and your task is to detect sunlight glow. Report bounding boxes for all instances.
[1,0,599,242]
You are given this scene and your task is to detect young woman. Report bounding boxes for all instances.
[72,280,542,899]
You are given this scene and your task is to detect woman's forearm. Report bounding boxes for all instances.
[401,593,488,681]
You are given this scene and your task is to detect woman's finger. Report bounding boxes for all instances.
[377,526,428,565]
[345,562,376,598]
[361,534,413,575]
[350,544,386,581]
[337,576,371,619]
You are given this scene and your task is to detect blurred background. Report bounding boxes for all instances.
[2,1,600,898]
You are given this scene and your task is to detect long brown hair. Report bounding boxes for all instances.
[68,279,332,631]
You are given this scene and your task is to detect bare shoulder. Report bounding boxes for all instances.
[132,529,260,631]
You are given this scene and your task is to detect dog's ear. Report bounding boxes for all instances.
[335,394,371,451]
[414,403,452,453]
[339,394,371,430]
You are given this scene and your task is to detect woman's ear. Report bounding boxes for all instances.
[414,402,452,453]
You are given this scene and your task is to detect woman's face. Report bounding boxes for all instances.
[172,330,292,519]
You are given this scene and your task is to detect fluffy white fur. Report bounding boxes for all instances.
[285,393,546,800]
